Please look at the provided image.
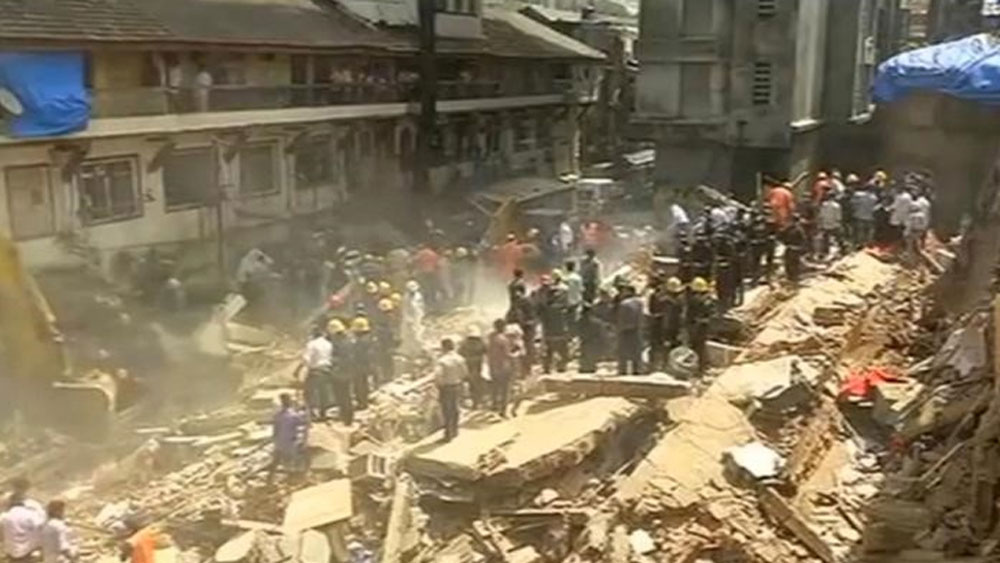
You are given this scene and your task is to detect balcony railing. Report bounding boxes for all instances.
[89,80,587,119]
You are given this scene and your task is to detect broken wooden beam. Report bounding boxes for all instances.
[759,487,836,563]
[539,374,691,399]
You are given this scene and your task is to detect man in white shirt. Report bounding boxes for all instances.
[435,338,468,442]
[2,495,45,562]
[297,327,333,421]
[890,188,914,244]
[906,192,932,255]
[40,501,75,563]
[817,195,843,259]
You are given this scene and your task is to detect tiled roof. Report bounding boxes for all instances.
[0,0,604,61]
[0,0,171,41]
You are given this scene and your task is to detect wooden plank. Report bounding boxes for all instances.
[380,475,413,563]
[759,487,836,563]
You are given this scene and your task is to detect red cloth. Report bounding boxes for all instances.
[414,248,440,274]
[839,367,901,400]
[767,186,795,229]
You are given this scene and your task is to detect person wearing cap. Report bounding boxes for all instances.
[685,277,715,374]
[362,280,380,315]
[663,277,685,353]
[851,182,878,249]
[373,298,398,383]
[435,339,468,442]
[817,191,843,260]
[811,171,832,205]
[615,285,644,375]
[326,319,354,426]
[350,316,375,410]
[505,284,537,370]
[459,325,488,408]
[840,173,859,244]
[297,326,333,421]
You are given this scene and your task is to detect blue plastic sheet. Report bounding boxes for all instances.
[873,34,1000,105]
[0,51,90,138]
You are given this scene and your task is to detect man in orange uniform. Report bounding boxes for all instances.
[767,182,796,231]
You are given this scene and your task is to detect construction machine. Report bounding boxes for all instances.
[0,235,120,439]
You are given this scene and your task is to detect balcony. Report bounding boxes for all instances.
[89,80,590,119]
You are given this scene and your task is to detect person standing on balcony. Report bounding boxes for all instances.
[194,62,213,112]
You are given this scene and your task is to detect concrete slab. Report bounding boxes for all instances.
[282,479,352,533]
[712,356,821,406]
[539,374,691,399]
[405,398,641,485]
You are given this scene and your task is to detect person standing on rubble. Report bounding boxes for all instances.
[563,260,584,330]
[713,230,736,310]
[782,216,809,283]
[373,298,398,383]
[662,277,685,355]
[350,317,375,411]
[851,182,878,249]
[486,319,514,415]
[400,280,426,357]
[268,393,308,482]
[2,482,44,563]
[508,269,527,308]
[580,248,602,304]
[506,285,537,370]
[327,319,355,426]
[538,273,571,374]
[459,325,488,408]
[40,500,76,563]
[686,277,715,375]
[615,285,644,375]
[435,338,468,442]
[690,233,714,281]
[646,276,668,371]
[298,326,333,421]
[817,192,843,260]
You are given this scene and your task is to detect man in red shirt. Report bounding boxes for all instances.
[413,244,440,309]
[767,183,795,230]
[811,171,832,205]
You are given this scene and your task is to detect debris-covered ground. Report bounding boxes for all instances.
[13,243,1000,563]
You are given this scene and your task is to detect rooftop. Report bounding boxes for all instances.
[0,0,604,60]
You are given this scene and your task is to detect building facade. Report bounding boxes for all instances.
[0,0,602,274]
[632,0,901,199]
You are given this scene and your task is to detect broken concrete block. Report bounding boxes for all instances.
[506,546,542,563]
[628,529,656,555]
[298,530,331,563]
[215,530,258,563]
[723,442,785,481]
[282,479,352,533]
[533,488,560,507]
[705,340,745,368]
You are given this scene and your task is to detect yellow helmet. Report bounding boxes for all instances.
[690,277,710,293]
[351,316,371,332]
[874,170,888,182]
[378,281,392,296]
[327,318,347,334]
[551,269,564,281]
[390,292,403,306]
[365,281,379,295]
[666,277,684,293]
[378,298,394,312]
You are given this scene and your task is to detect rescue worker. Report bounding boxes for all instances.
[686,277,715,375]
[677,242,694,284]
[615,285,644,375]
[350,316,375,410]
[663,277,685,354]
[646,276,669,372]
[537,274,570,374]
[580,248,602,304]
[362,280,380,315]
[458,325,488,408]
[373,298,398,383]
[690,234,714,281]
[487,319,515,416]
[508,269,527,308]
[578,303,603,374]
[400,280,425,357]
[714,230,736,310]
[326,319,354,426]
[783,215,809,284]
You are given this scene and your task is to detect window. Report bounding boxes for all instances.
[682,0,714,35]
[4,165,54,240]
[752,62,773,106]
[758,0,777,17]
[296,136,335,189]
[238,144,279,196]
[78,158,141,225]
[163,148,215,210]
[680,63,712,117]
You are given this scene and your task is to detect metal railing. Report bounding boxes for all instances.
[89,80,585,118]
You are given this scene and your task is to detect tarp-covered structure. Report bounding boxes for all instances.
[874,34,1000,105]
[0,51,90,138]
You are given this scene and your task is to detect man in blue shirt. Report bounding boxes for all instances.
[268,393,308,483]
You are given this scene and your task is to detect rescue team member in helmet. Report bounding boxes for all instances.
[686,277,716,375]
[350,316,375,410]
[373,297,398,383]
[663,277,685,355]
[326,319,354,426]
[646,276,669,372]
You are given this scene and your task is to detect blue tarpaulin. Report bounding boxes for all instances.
[873,34,1000,105]
[0,51,90,138]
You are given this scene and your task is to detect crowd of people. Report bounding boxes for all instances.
[267,167,936,453]
[1,479,76,563]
